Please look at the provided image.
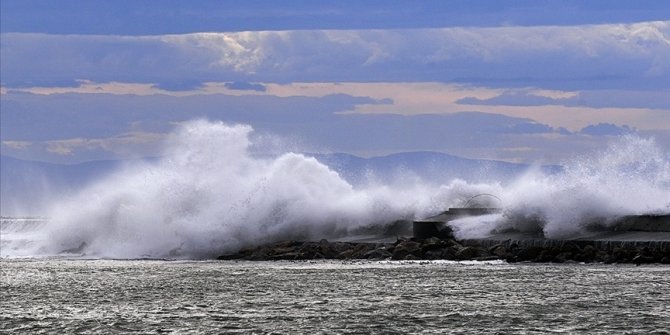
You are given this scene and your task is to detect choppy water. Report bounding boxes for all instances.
[2,259,669,334]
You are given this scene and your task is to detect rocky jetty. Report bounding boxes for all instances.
[217,237,670,264]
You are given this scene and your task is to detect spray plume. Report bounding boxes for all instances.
[2,121,668,258]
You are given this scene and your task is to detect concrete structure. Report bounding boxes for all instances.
[413,208,501,239]
[413,210,670,250]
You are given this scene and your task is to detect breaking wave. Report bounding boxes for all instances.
[4,121,448,258]
[449,135,670,240]
[2,120,668,258]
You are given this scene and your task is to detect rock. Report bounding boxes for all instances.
[595,250,609,262]
[420,237,445,252]
[632,254,654,265]
[217,254,236,260]
[248,247,272,261]
[216,238,670,263]
[392,241,421,260]
[297,242,322,259]
[447,239,463,249]
[336,249,356,259]
[489,244,508,257]
[61,241,87,254]
[424,250,443,260]
[516,246,543,261]
[351,244,375,258]
[455,246,479,260]
[560,242,580,254]
[272,246,300,255]
[611,247,635,263]
[318,245,338,259]
[552,252,572,263]
[276,240,301,248]
[505,254,518,263]
[441,248,458,260]
[575,244,597,263]
[364,248,392,260]
[271,252,305,260]
[475,246,491,257]
[316,243,375,259]
[537,249,557,262]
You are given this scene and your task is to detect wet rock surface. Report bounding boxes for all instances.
[217,237,670,264]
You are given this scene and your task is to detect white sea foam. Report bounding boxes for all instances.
[18,121,452,258]
[449,135,670,240]
[3,121,668,258]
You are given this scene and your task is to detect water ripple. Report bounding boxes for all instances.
[1,259,669,334]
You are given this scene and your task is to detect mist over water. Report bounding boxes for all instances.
[3,120,669,259]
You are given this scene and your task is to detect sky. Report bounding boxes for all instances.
[1,1,669,164]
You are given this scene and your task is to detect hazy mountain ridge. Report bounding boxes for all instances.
[308,151,560,185]
[1,156,127,215]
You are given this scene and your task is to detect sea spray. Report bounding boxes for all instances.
[30,120,452,258]
[449,135,670,240]
[4,121,669,258]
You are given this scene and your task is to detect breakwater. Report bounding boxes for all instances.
[219,214,670,264]
[217,235,670,264]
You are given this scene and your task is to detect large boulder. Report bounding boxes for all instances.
[574,244,597,263]
[364,248,393,260]
[515,246,544,261]
[392,240,422,260]
[455,246,479,260]
[351,243,375,258]
[489,244,508,257]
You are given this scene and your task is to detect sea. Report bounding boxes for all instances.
[2,258,669,334]
[2,125,669,333]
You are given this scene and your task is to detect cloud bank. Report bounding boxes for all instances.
[2,22,669,89]
[1,91,651,164]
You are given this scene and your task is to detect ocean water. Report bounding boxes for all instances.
[2,121,669,333]
[2,259,669,334]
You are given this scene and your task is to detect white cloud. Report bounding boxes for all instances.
[2,22,668,164]
[8,81,669,132]
[1,140,31,150]
[42,132,166,157]
[3,89,666,165]
[2,21,668,88]
[160,32,266,73]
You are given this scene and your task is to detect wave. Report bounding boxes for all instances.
[3,120,668,259]
[449,135,670,240]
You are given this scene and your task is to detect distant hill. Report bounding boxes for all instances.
[1,153,560,215]
[308,151,560,185]
[1,156,125,216]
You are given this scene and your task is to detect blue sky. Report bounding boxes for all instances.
[1,1,669,164]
